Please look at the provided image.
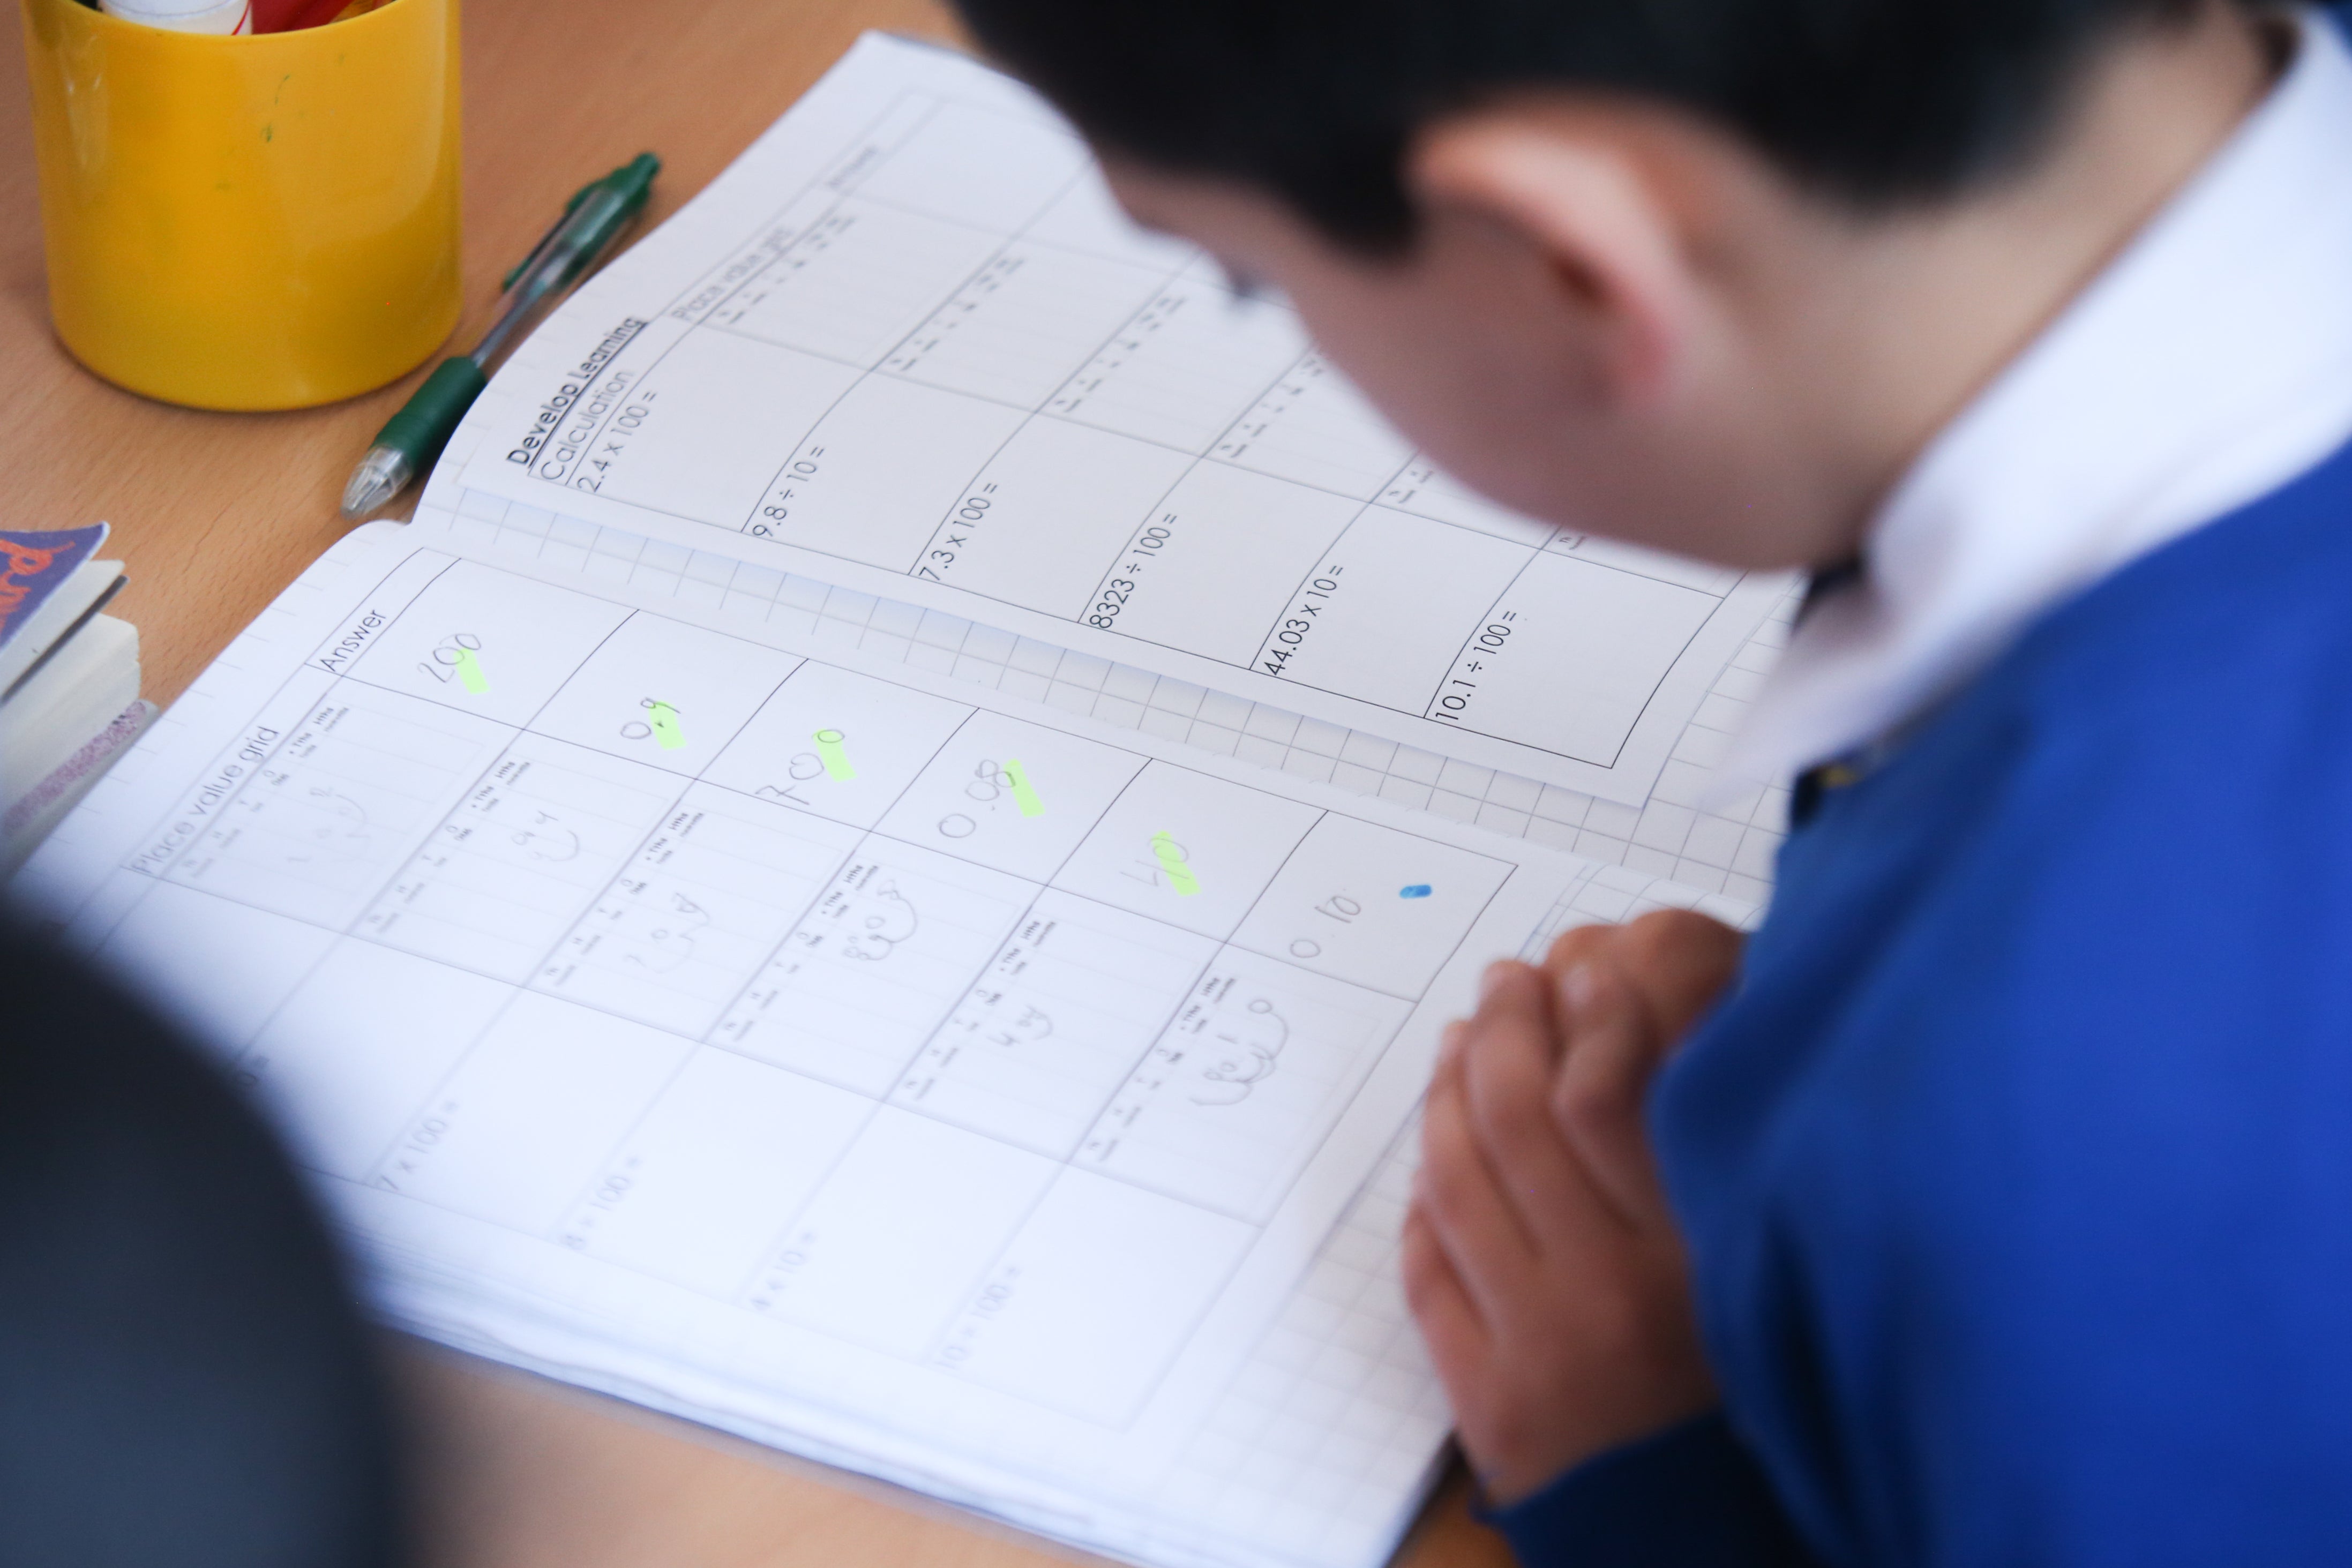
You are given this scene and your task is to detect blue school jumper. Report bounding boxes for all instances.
[1488,424,2352,1564]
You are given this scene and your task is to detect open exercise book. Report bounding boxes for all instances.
[12,35,1799,1568]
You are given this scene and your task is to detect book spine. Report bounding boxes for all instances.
[2,700,152,840]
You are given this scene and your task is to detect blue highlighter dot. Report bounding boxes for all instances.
[1399,884,1432,899]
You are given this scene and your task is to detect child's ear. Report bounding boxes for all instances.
[1407,109,1706,415]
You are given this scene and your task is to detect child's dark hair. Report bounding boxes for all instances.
[953,0,2247,249]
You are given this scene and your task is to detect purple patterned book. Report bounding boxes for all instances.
[0,524,109,654]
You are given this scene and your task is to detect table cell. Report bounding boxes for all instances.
[359,733,680,983]
[237,938,508,1183]
[168,687,506,931]
[368,993,693,1235]
[533,783,863,1036]
[715,198,1005,367]
[711,837,1036,1096]
[1230,814,1512,999]
[555,327,862,523]
[1425,550,1717,767]
[877,709,1145,881]
[739,372,1024,567]
[342,558,633,726]
[1046,276,1307,455]
[743,1106,1059,1358]
[1021,162,1197,269]
[935,1170,1255,1423]
[891,888,1216,1156]
[845,100,1089,236]
[1085,461,1362,667]
[1077,949,1411,1222]
[531,610,802,777]
[1210,352,1413,502]
[559,1048,873,1300]
[93,881,338,1054]
[883,242,1170,411]
[1376,460,1555,547]
[1245,505,1529,707]
[704,659,974,829]
[1054,760,1321,939]
[906,416,1192,616]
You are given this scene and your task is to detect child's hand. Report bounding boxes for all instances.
[1403,910,1743,1504]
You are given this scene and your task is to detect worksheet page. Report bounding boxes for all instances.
[16,522,1753,1568]
[450,33,1792,806]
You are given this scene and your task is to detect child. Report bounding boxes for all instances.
[947,0,2352,1561]
[0,907,403,1565]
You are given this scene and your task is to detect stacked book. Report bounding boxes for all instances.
[2,524,151,875]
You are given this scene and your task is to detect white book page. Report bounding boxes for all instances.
[448,32,1796,807]
[15,520,1754,1568]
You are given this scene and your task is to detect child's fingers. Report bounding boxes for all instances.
[1461,962,1631,1255]
[1616,910,1744,1043]
[1418,1013,1541,1322]
[1554,958,1677,1230]
[1542,921,1620,981]
[1400,1202,1490,1390]
[1436,1017,1470,1074]
[1541,912,1744,1049]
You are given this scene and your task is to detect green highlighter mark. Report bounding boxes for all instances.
[453,646,489,696]
[647,701,685,751]
[813,728,855,781]
[1150,832,1200,896]
[1003,758,1044,817]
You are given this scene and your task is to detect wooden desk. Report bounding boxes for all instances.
[0,1,1515,1563]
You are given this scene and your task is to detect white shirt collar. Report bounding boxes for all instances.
[1721,9,2352,793]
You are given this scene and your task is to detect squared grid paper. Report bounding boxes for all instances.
[1159,1127,1440,1568]
[1515,855,1770,961]
[1147,853,1769,1568]
[425,487,1800,905]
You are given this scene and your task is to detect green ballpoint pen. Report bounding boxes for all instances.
[341,152,662,520]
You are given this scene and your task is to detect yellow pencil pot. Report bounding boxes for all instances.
[19,0,461,410]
